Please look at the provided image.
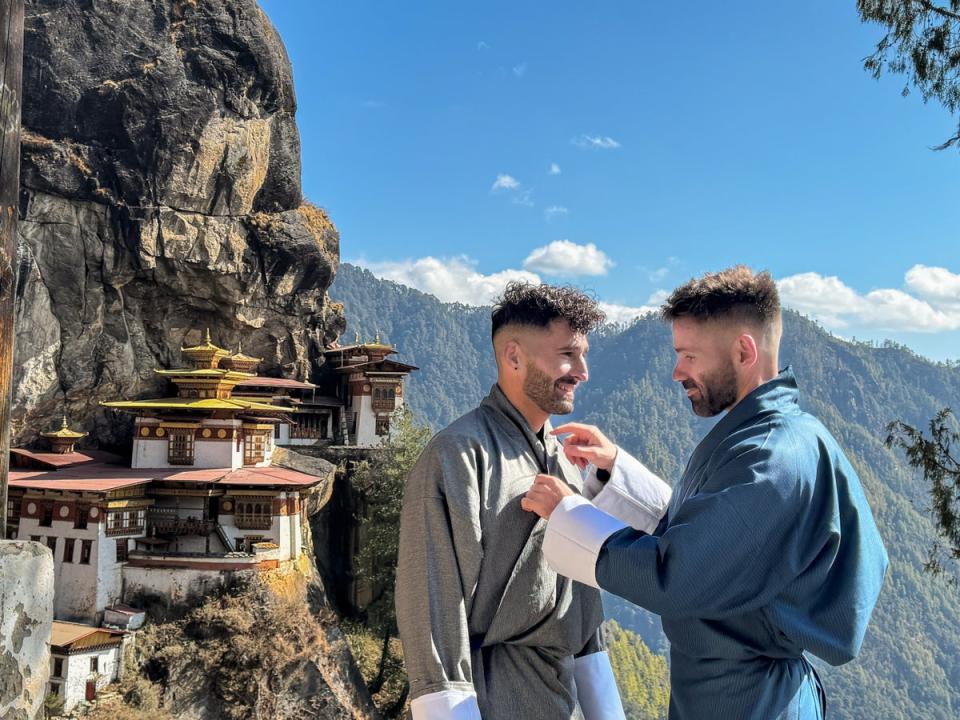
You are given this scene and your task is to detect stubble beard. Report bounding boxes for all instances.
[523,362,576,416]
[683,361,738,417]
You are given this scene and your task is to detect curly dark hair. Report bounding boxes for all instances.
[661,265,780,326]
[491,282,605,339]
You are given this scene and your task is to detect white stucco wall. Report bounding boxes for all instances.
[94,527,125,620]
[353,394,380,447]
[19,516,101,623]
[195,439,237,468]
[55,645,120,712]
[132,419,244,470]
[123,565,240,604]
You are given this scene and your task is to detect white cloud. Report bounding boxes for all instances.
[477,41,490,50]
[573,135,621,150]
[491,174,520,191]
[778,269,960,332]
[599,301,660,326]
[544,205,568,221]
[360,256,541,306]
[523,240,613,277]
[549,163,561,175]
[905,264,960,307]
[513,62,528,78]
[362,100,384,110]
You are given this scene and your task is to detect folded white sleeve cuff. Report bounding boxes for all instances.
[591,448,671,533]
[544,495,627,588]
[410,689,482,720]
[575,651,626,720]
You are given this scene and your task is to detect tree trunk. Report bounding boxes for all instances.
[0,0,25,533]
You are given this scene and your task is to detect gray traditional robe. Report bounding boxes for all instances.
[396,384,612,719]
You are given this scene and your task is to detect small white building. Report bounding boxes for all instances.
[47,621,125,712]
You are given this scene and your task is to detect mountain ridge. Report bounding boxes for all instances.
[331,261,960,720]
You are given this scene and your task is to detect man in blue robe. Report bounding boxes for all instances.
[523,265,888,720]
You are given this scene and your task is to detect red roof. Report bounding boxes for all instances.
[10,463,325,492]
[235,377,316,390]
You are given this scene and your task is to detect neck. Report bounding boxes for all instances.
[499,382,549,432]
[732,361,779,408]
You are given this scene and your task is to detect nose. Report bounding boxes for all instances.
[672,361,683,383]
[572,356,588,382]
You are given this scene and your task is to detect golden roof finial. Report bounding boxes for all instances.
[375,329,381,344]
[237,339,242,354]
[205,328,212,345]
[61,415,69,430]
[354,329,361,344]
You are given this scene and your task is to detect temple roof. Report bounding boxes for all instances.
[235,377,316,389]
[155,368,254,379]
[181,329,229,355]
[51,621,125,651]
[101,397,292,413]
[40,416,87,440]
[333,358,418,373]
[10,462,325,491]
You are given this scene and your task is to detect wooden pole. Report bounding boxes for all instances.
[0,0,24,534]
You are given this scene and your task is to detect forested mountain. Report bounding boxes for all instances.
[331,263,960,720]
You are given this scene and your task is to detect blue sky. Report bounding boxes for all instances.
[259,1,960,362]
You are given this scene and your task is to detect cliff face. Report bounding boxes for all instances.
[15,0,345,447]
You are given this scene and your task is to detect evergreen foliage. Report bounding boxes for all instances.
[858,0,960,149]
[352,409,433,711]
[332,265,960,719]
[603,621,670,720]
[887,408,960,580]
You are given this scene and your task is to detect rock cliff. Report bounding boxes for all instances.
[15,0,345,447]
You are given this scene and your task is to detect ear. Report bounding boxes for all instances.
[503,339,524,371]
[735,333,759,368]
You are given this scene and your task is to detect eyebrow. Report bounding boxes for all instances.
[558,343,589,352]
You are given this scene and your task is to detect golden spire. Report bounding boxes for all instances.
[354,329,361,344]
[41,415,87,440]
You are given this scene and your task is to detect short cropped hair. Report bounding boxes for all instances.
[661,265,780,326]
[491,282,605,339]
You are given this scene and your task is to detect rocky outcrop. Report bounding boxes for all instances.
[15,0,345,447]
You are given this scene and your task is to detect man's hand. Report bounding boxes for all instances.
[551,422,618,472]
[521,474,575,519]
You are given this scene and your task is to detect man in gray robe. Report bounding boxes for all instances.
[396,282,625,720]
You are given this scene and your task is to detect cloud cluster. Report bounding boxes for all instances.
[491,174,520,191]
[778,265,960,332]
[523,240,613,277]
[549,163,561,175]
[599,299,661,326]
[543,205,568,221]
[358,253,665,330]
[361,256,541,306]
[572,135,621,150]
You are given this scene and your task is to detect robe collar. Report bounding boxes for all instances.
[665,367,801,522]
[481,383,557,473]
[689,366,801,469]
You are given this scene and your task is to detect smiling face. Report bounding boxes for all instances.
[671,317,740,417]
[520,319,589,415]
[496,317,590,428]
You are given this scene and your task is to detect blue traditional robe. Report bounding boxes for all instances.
[544,369,888,720]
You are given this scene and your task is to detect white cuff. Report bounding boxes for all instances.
[575,651,626,720]
[544,495,627,588]
[410,689,482,720]
[591,449,671,533]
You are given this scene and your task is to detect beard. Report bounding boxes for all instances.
[682,361,738,417]
[523,362,577,416]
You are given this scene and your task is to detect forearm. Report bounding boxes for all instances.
[586,448,671,533]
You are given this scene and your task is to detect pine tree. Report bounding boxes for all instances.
[887,408,960,580]
[858,1,960,149]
